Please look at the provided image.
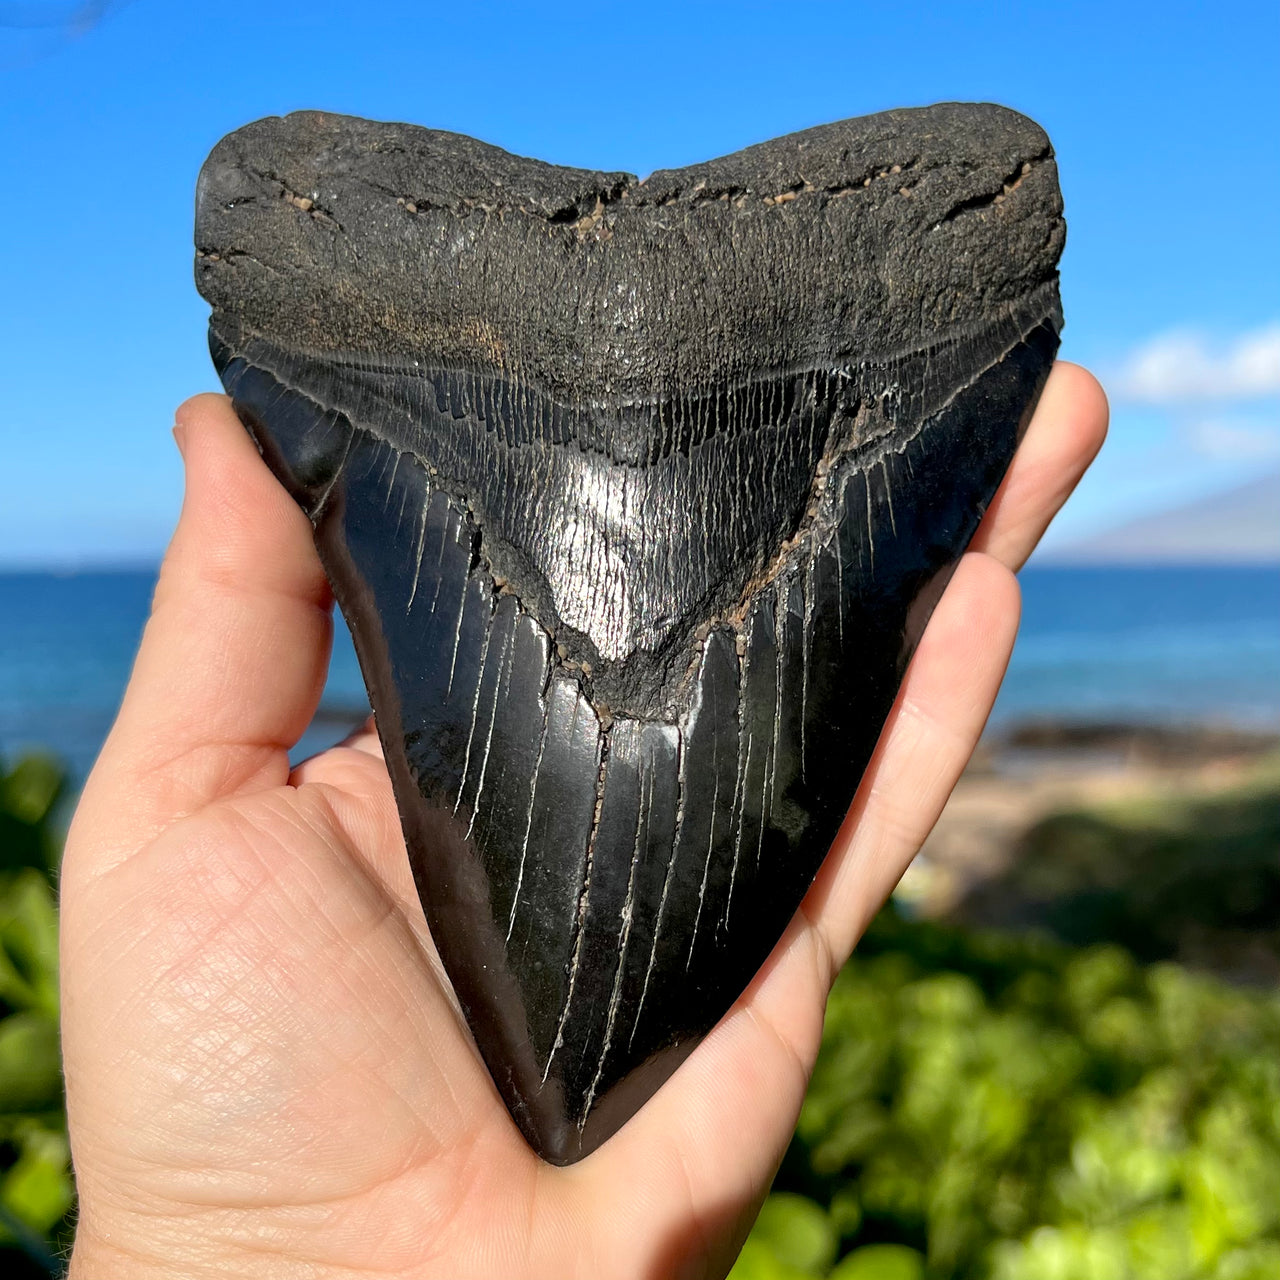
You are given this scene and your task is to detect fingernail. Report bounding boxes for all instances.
[172,422,188,459]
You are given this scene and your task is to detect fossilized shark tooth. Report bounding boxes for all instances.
[195,103,1063,1163]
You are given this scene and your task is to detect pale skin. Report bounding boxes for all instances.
[61,364,1107,1279]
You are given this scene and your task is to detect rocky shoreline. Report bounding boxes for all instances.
[897,718,1280,981]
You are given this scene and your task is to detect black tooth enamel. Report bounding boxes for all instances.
[196,103,1064,1164]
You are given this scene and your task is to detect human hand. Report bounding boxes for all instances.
[60,365,1106,1279]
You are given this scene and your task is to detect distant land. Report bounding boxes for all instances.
[1046,472,1280,564]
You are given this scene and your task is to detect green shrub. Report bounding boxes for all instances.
[6,747,1280,1280]
[0,755,70,1276]
[738,909,1280,1279]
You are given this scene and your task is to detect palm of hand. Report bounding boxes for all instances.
[61,370,1105,1279]
[65,709,821,1280]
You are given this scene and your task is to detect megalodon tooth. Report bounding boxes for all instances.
[194,103,1064,1164]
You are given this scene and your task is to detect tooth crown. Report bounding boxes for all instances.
[197,103,1063,1163]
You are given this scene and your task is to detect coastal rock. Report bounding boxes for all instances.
[194,104,1064,1163]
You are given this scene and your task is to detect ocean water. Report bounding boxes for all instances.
[1,566,1277,783]
[992,566,1280,729]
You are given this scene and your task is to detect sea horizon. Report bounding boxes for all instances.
[2,563,1278,783]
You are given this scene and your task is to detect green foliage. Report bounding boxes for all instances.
[745,1193,839,1275]
[731,1238,825,1280]
[3,746,1278,1279]
[0,756,64,881]
[739,908,1280,1279]
[830,1245,925,1280]
[0,756,70,1275]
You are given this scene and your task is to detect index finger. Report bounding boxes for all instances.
[971,361,1109,571]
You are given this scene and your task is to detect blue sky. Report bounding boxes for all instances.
[0,0,1276,565]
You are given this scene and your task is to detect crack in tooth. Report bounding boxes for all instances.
[541,698,607,1085]
[443,524,472,700]
[405,497,432,613]
[723,631,753,936]
[630,726,684,1051]
[465,612,515,840]
[579,750,651,1128]
[686,645,725,971]
[507,669,551,947]
[453,598,494,814]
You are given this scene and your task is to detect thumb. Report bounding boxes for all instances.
[67,394,333,880]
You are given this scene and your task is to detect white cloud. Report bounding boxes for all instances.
[1183,416,1280,462]
[1113,323,1280,404]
